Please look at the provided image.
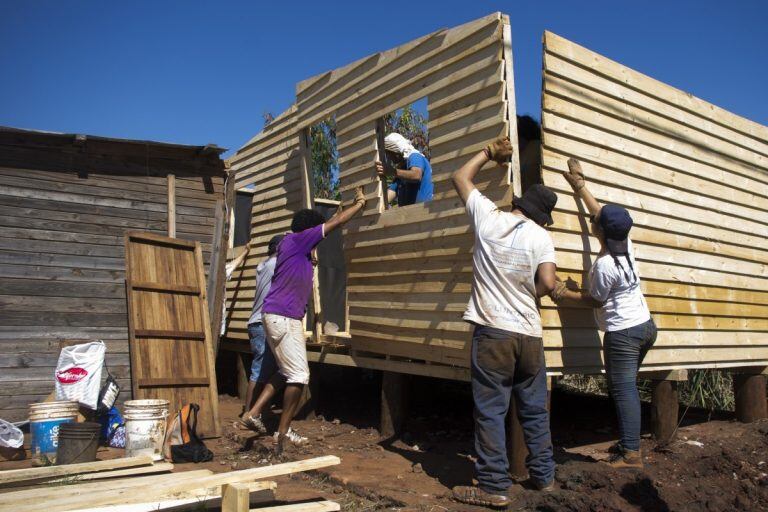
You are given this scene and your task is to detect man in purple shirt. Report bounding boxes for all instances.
[242,187,366,453]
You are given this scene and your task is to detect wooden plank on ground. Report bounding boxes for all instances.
[0,455,154,486]
[10,456,340,512]
[47,462,174,483]
[64,481,276,512]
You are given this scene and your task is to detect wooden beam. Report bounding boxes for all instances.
[130,282,200,294]
[375,118,388,213]
[69,481,276,512]
[0,455,154,486]
[167,173,176,237]
[501,15,521,196]
[137,377,210,387]
[208,192,230,355]
[222,482,250,512]
[380,371,410,439]
[47,463,174,483]
[0,470,214,505]
[132,329,206,339]
[8,457,336,512]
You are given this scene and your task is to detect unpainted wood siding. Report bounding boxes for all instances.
[223,13,518,365]
[224,106,305,341]
[540,32,768,372]
[0,134,224,421]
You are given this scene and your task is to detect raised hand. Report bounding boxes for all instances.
[563,158,586,191]
[485,137,514,164]
[354,186,367,208]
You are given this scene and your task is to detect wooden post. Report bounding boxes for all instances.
[375,118,388,212]
[650,381,679,442]
[643,370,686,442]
[236,353,249,401]
[166,174,176,237]
[733,367,768,423]
[380,371,410,439]
[501,14,521,198]
[506,377,553,479]
[506,394,528,478]
[221,482,250,512]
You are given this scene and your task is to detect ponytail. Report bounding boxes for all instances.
[612,253,638,284]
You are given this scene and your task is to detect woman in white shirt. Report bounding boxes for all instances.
[552,158,657,469]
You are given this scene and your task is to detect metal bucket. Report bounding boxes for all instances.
[124,399,169,461]
[29,401,79,461]
[56,421,101,465]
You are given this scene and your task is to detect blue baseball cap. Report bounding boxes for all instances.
[598,204,633,254]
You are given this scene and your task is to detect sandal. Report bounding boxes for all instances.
[452,485,510,509]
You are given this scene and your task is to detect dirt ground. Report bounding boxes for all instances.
[209,367,768,512]
[2,367,767,511]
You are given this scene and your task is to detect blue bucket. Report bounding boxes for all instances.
[28,401,79,460]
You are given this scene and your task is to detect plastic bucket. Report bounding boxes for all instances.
[56,422,100,465]
[29,401,79,460]
[124,399,169,461]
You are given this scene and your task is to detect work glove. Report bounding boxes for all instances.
[484,137,514,164]
[550,279,569,302]
[354,186,367,209]
[563,158,586,191]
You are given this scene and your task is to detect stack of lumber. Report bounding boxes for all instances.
[0,455,341,512]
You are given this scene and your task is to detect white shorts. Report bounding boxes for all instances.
[262,313,309,385]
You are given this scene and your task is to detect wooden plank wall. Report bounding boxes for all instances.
[0,135,224,421]
[540,32,768,373]
[295,12,516,366]
[224,106,305,343]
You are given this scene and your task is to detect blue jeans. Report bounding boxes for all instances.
[248,322,277,383]
[471,324,555,494]
[603,318,658,451]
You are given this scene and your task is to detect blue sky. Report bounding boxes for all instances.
[1,1,766,157]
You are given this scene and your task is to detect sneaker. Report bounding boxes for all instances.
[452,486,510,509]
[274,428,308,455]
[238,414,267,434]
[602,447,643,469]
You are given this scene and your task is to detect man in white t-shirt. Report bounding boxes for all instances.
[450,137,559,509]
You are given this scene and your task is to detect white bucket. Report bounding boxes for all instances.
[124,399,169,461]
[28,401,79,460]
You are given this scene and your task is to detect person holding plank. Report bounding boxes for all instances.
[550,158,657,469]
[450,136,558,508]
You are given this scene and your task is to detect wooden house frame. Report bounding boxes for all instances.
[222,13,768,393]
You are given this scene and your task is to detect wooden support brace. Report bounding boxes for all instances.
[732,366,768,423]
[380,371,410,439]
